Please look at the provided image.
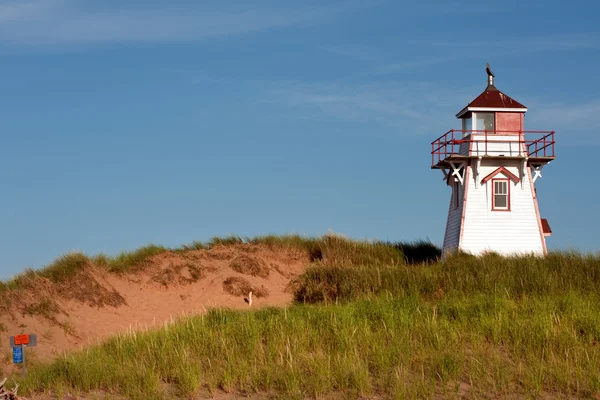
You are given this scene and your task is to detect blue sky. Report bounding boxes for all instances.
[1,0,599,279]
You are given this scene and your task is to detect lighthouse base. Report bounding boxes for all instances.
[441,160,548,259]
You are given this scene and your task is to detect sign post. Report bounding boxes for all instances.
[9,334,36,379]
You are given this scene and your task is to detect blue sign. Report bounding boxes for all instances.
[13,347,23,364]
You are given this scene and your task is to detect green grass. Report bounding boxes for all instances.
[104,245,169,274]
[0,233,416,292]
[0,233,411,322]
[20,292,600,399]
[293,251,600,304]
[0,245,169,320]
[38,252,90,283]
[7,234,600,398]
[249,233,408,266]
[177,240,207,252]
[207,234,245,247]
[392,239,441,264]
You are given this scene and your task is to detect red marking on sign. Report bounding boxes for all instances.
[14,334,29,345]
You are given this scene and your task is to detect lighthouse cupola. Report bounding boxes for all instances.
[431,64,555,257]
[456,63,528,139]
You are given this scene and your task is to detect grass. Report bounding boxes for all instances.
[293,251,600,304]
[249,233,410,266]
[23,297,61,319]
[104,245,169,274]
[230,255,270,278]
[1,245,171,290]
[392,239,441,264]
[223,277,270,298]
[6,234,600,398]
[20,293,600,399]
[0,232,426,292]
[38,252,90,283]
[207,234,245,247]
[177,240,207,252]
[0,233,415,323]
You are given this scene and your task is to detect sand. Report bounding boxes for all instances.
[0,244,310,373]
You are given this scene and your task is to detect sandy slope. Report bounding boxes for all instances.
[0,244,310,373]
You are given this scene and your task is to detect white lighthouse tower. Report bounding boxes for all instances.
[432,64,555,257]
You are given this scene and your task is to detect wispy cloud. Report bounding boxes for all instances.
[373,54,471,75]
[0,0,362,48]
[260,78,600,144]
[420,2,508,15]
[263,80,475,135]
[0,0,53,22]
[318,44,386,63]
[371,33,600,75]
[403,33,600,52]
[526,98,600,141]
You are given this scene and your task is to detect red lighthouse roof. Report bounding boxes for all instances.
[456,64,528,118]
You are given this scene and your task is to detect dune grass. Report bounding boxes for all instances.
[13,247,600,399]
[248,233,422,266]
[20,292,600,399]
[0,233,430,291]
[0,246,168,289]
[392,239,442,264]
[7,234,600,398]
[0,233,416,321]
[102,245,169,274]
[293,251,600,304]
[38,252,90,283]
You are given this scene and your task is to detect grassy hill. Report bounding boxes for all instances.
[3,235,600,399]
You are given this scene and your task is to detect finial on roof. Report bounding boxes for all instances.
[486,62,495,87]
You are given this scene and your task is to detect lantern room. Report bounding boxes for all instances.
[431,64,555,169]
[455,64,527,138]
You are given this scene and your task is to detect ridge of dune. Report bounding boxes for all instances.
[0,244,310,373]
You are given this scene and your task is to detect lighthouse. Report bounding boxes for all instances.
[431,64,555,257]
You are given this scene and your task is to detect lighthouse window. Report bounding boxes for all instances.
[492,179,509,211]
[475,112,495,132]
[462,117,473,136]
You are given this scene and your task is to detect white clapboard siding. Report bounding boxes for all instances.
[459,160,545,256]
[442,177,464,255]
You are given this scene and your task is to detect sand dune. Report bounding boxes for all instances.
[1,244,310,373]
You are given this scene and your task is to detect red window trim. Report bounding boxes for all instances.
[481,166,520,185]
[491,178,511,211]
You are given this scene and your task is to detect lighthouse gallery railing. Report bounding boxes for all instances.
[431,130,555,168]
